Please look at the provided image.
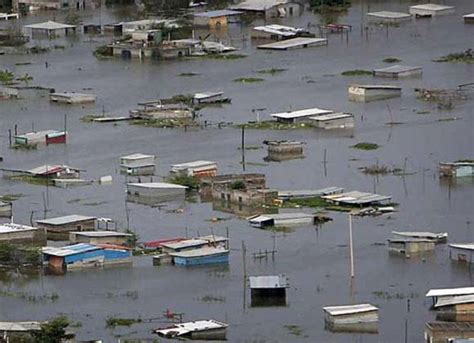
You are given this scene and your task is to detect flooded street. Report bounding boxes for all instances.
[1,0,474,341]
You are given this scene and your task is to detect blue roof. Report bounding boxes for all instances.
[194,10,242,18]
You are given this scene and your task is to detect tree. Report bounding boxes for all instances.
[0,70,15,85]
[31,316,74,343]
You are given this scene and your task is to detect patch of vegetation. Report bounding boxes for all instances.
[178,72,200,77]
[236,120,311,130]
[383,57,401,63]
[372,291,419,300]
[256,68,287,75]
[125,229,139,248]
[230,180,246,190]
[433,49,474,63]
[0,242,42,267]
[200,294,226,303]
[204,53,247,60]
[233,77,265,83]
[161,94,194,105]
[167,174,200,190]
[0,289,59,303]
[0,69,14,85]
[0,193,22,202]
[32,316,74,342]
[53,45,66,49]
[64,11,82,25]
[80,114,103,123]
[129,118,197,129]
[281,196,359,212]
[106,317,142,328]
[351,142,380,150]
[93,45,113,58]
[29,46,50,54]
[11,143,38,150]
[456,159,474,163]
[10,175,52,186]
[284,324,304,336]
[341,69,372,76]
[359,164,402,175]
[82,201,107,206]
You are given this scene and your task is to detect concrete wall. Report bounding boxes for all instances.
[0,228,46,246]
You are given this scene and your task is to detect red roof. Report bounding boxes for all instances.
[144,238,185,248]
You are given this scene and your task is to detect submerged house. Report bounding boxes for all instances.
[366,11,411,23]
[392,231,447,243]
[14,130,66,146]
[426,287,474,314]
[388,238,435,255]
[348,84,402,102]
[193,10,242,28]
[230,0,301,18]
[251,24,312,40]
[2,164,82,182]
[126,182,187,204]
[154,320,228,340]
[170,160,218,178]
[409,4,455,17]
[192,91,228,105]
[69,231,133,246]
[0,321,43,342]
[0,222,46,245]
[249,274,289,306]
[321,190,392,207]
[249,212,320,228]
[50,92,96,104]
[23,21,77,39]
[270,107,334,124]
[264,140,304,161]
[42,243,132,271]
[373,65,423,78]
[323,304,379,334]
[310,113,354,130]
[129,101,193,120]
[257,37,327,50]
[35,214,96,241]
[439,162,474,178]
[464,14,474,24]
[449,244,474,264]
[0,86,19,99]
[0,201,12,217]
[120,153,156,176]
[425,322,474,343]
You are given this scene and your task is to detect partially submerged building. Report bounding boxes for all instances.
[321,190,392,207]
[270,107,333,124]
[35,214,96,240]
[278,187,344,200]
[0,86,19,99]
[42,243,132,271]
[230,0,300,18]
[249,212,320,228]
[439,162,474,178]
[409,4,455,17]
[264,140,304,161]
[154,320,228,340]
[310,113,354,130]
[69,231,133,246]
[464,14,474,24]
[50,92,96,104]
[392,231,447,243]
[373,65,423,78]
[388,238,435,255]
[126,182,187,204]
[129,101,193,120]
[425,322,474,343]
[14,130,67,146]
[193,10,242,28]
[257,37,327,50]
[348,84,402,102]
[426,287,474,314]
[170,160,218,178]
[0,13,19,20]
[251,24,312,40]
[323,304,379,334]
[23,21,77,39]
[249,274,289,306]
[120,153,156,176]
[192,91,228,105]
[0,201,12,217]
[0,321,42,342]
[2,164,82,181]
[366,11,411,24]
[449,244,474,264]
[0,223,46,245]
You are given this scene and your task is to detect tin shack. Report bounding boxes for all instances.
[366,11,411,24]
[170,160,218,178]
[310,113,354,130]
[426,287,474,315]
[35,215,96,241]
[154,320,228,340]
[270,107,334,124]
[409,4,455,17]
[49,92,96,104]
[373,65,423,78]
[14,130,67,146]
[323,304,379,333]
[249,274,289,306]
[120,153,156,176]
[126,182,187,203]
[264,140,304,161]
[193,10,242,28]
[348,84,402,102]
[449,244,474,264]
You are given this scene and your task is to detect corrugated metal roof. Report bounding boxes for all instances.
[127,182,188,189]
[194,10,242,18]
[309,113,353,122]
[253,24,304,36]
[366,11,411,19]
[170,246,228,258]
[230,0,289,11]
[323,304,378,316]
[449,243,474,250]
[0,321,42,332]
[171,160,217,170]
[70,231,132,237]
[155,319,228,337]
[349,84,402,90]
[161,239,209,250]
[392,231,447,240]
[0,223,37,234]
[198,235,229,243]
[249,275,288,289]
[278,187,344,199]
[250,213,315,223]
[121,153,154,160]
[36,214,96,225]
[434,294,474,308]
[410,3,454,11]
[24,20,76,30]
[42,243,99,257]
[426,287,474,297]
[258,37,327,50]
[193,92,224,100]
[270,107,333,119]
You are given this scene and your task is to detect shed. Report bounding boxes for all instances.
[0,201,12,217]
[0,223,46,245]
[270,107,333,124]
[42,243,132,271]
[50,92,96,104]
[450,244,474,264]
[323,304,379,333]
[249,275,289,306]
[264,140,304,161]
[251,24,312,40]
[439,162,474,178]
[464,14,474,24]
[154,320,228,340]
[257,37,327,50]
[14,130,67,146]
[348,84,402,102]
[35,215,96,241]
[193,10,242,28]
[249,212,319,228]
[366,11,411,23]
[373,65,423,78]
[69,231,133,246]
[23,21,76,38]
[126,182,187,202]
[309,113,354,129]
[426,287,474,313]
[170,160,218,178]
[122,19,179,34]
[120,153,156,176]
[388,238,435,255]
[192,91,227,104]
[425,322,474,343]
[409,4,455,17]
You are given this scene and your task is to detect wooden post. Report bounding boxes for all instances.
[64,113,67,132]
[8,129,11,147]
[349,213,355,278]
[241,126,245,151]
[14,124,17,135]
[242,240,247,279]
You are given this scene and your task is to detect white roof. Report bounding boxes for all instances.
[426,287,474,297]
[271,107,333,119]
[392,231,447,239]
[171,160,217,170]
[350,84,402,90]
[27,164,76,175]
[367,11,411,19]
[464,13,474,18]
[42,243,99,257]
[410,3,454,11]
[70,231,132,238]
[230,0,289,11]
[198,235,229,243]
[450,243,474,250]
[127,182,187,189]
[161,239,209,250]
[253,24,304,36]
[50,92,95,98]
[36,214,96,225]
[0,321,42,332]
[193,92,223,100]
[323,304,378,316]
[170,246,228,258]
[24,20,76,30]
[15,130,62,139]
[0,223,37,234]
[374,65,422,73]
[155,320,228,337]
[249,275,288,289]
[121,153,154,160]
[310,113,353,122]
[250,213,315,222]
[258,37,327,50]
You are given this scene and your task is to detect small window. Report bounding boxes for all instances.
[238,197,242,203]
[77,225,82,231]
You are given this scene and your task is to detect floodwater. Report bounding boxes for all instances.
[1,0,474,341]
